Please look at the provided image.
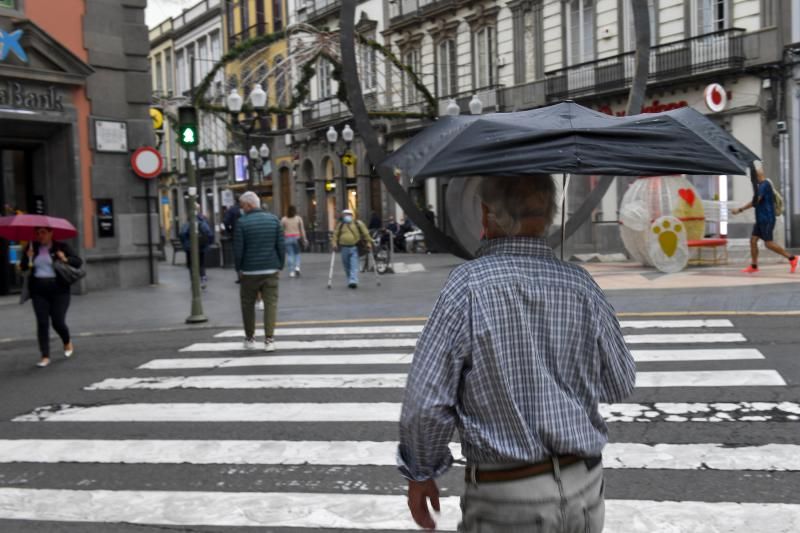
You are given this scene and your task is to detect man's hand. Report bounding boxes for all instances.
[407,479,440,530]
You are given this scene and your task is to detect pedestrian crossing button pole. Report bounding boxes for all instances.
[179,105,207,324]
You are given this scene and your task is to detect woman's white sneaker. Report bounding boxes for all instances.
[264,338,276,352]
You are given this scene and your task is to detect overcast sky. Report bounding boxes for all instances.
[145,0,200,28]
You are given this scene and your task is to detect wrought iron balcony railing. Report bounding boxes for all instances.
[300,96,351,127]
[545,28,745,100]
[298,0,341,23]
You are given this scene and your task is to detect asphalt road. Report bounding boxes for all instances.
[0,316,798,531]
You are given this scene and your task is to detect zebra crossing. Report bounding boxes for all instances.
[1,318,799,531]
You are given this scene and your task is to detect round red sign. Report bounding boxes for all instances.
[704,84,727,113]
[131,146,163,179]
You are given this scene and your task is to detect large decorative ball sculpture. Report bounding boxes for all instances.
[648,216,689,273]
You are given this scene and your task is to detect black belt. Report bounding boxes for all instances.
[465,455,602,484]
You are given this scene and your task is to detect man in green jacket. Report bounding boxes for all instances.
[234,191,285,352]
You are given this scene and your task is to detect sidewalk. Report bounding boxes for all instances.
[1,252,798,343]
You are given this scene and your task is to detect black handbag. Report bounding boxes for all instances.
[53,260,86,285]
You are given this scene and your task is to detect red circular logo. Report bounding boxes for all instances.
[704,84,727,113]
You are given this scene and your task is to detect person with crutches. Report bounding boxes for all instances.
[330,209,371,289]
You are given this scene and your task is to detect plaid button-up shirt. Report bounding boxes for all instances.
[398,237,636,481]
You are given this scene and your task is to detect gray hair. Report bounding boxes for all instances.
[478,175,557,236]
[239,191,260,208]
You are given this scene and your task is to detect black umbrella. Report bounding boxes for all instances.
[382,101,759,179]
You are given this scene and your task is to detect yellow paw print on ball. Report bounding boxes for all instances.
[652,219,683,258]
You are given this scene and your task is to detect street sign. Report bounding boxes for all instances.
[131,146,163,179]
[340,151,356,167]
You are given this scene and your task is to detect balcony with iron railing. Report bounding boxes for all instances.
[388,0,457,30]
[300,96,352,128]
[544,28,746,101]
[297,0,341,24]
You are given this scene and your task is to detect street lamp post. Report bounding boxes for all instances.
[327,124,354,213]
[226,85,273,188]
[248,143,271,184]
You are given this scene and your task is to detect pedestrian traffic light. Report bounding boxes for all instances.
[178,106,199,148]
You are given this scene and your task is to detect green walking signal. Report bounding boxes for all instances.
[178,106,199,148]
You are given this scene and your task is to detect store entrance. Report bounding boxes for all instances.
[0,148,34,295]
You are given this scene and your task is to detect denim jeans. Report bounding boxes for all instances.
[458,461,604,533]
[285,237,301,272]
[340,246,359,285]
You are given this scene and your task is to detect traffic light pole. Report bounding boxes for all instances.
[185,153,207,324]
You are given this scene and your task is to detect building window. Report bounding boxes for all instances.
[256,0,266,34]
[165,50,173,95]
[175,49,186,95]
[273,0,284,31]
[623,0,657,52]
[240,0,250,38]
[197,37,209,80]
[360,34,378,91]
[402,48,421,105]
[694,0,728,35]
[474,26,495,88]
[567,0,595,65]
[226,0,236,46]
[437,39,457,97]
[318,58,332,98]
[155,56,164,93]
[513,1,544,83]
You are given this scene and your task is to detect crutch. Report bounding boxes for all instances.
[326,249,336,289]
[368,248,381,287]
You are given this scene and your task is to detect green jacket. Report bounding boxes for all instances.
[234,209,285,272]
[332,219,369,247]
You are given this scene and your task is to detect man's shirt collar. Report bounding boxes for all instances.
[476,236,554,259]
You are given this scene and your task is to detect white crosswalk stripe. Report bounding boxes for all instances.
[4,318,797,532]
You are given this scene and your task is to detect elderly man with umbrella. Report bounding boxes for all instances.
[0,214,82,368]
[388,102,758,531]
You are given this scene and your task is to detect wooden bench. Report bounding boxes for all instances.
[687,238,728,266]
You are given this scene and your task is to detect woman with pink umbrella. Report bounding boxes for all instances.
[1,214,83,368]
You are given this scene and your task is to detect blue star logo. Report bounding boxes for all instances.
[0,30,28,63]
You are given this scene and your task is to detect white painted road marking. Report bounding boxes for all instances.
[1,440,799,471]
[635,370,786,387]
[179,333,746,352]
[138,348,764,370]
[623,333,747,344]
[618,319,733,329]
[180,339,418,352]
[211,319,735,338]
[631,348,764,362]
[0,489,798,532]
[88,369,785,391]
[15,402,800,423]
[138,353,414,370]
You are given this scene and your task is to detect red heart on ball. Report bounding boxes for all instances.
[678,188,696,206]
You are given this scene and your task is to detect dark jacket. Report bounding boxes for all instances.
[20,241,83,291]
[234,208,285,272]
[180,215,214,252]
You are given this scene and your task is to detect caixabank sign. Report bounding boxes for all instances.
[0,80,64,111]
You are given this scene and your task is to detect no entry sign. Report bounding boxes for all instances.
[131,146,163,179]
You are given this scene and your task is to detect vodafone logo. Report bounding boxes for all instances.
[704,83,727,113]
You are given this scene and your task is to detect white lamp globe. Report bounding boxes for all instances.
[250,84,267,108]
[446,99,460,116]
[469,94,483,115]
[259,143,270,159]
[227,88,243,112]
[249,146,259,160]
[342,124,354,143]
[326,126,338,144]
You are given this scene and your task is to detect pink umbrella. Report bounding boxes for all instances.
[0,214,78,241]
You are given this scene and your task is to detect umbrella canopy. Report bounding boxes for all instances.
[0,214,78,241]
[382,101,759,179]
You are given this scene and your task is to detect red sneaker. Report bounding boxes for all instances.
[790,257,798,273]
[741,265,759,274]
